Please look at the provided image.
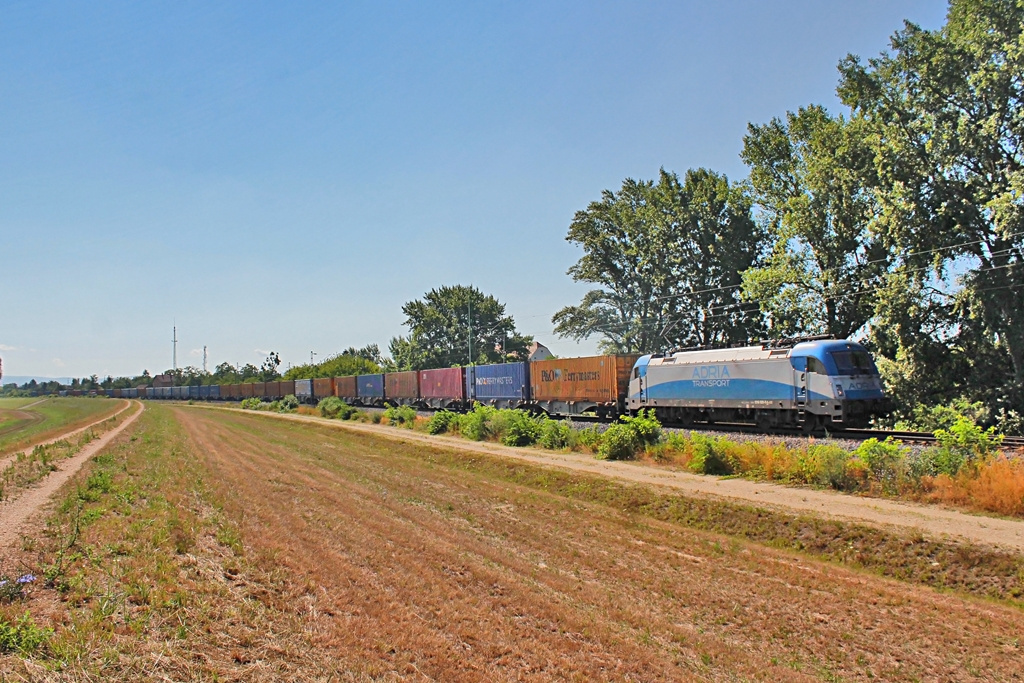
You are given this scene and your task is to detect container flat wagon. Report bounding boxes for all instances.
[295,379,314,404]
[312,378,334,401]
[419,367,465,409]
[357,374,385,407]
[465,362,529,409]
[334,376,358,402]
[530,355,639,418]
[385,371,419,406]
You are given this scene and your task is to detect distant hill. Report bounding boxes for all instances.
[2,375,72,386]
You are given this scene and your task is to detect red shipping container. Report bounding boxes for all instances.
[264,381,280,398]
[280,379,296,396]
[334,376,357,398]
[385,371,419,399]
[240,383,255,398]
[253,382,267,398]
[313,377,334,398]
[419,367,465,401]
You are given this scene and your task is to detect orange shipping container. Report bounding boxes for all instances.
[280,379,296,396]
[240,383,255,398]
[313,377,334,398]
[334,376,357,398]
[529,355,639,403]
[225,384,239,399]
[253,382,267,398]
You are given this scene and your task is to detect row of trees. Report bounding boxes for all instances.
[554,0,1024,420]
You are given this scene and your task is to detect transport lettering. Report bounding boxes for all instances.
[691,365,731,380]
[540,369,601,382]
[476,376,514,386]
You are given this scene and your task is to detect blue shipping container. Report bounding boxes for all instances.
[199,385,211,399]
[357,374,385,399]
[465,362,529,402]
[209,385,221,399]
[189,386,201,399]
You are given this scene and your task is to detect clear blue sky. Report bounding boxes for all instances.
[1,0,947,380]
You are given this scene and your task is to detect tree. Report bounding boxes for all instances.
[396,285,532,369]
[553,169,764,353]
[741,106,888,338]
[283,350,381,380]
[838,0,1024,405]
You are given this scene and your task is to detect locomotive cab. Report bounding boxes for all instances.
[788,340,891,429]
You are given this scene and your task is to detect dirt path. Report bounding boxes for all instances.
[196,406,1024,552]
[169,406,1024,682]
[0,399,132,473]
[0,402,143,551]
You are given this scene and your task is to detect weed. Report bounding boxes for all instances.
[0,611,51,654]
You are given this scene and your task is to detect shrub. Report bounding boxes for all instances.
[370,411,383,424]
[854,437,909,493]
[575,426,602,452]
[318,396,355,420]
[501,410,542,447]
[539,419,574,450]
[620,409,662,447]
[278,394,299,412]
[932,417,1003,476]
[384,404,417,428]
[427,410,459,435]
[687,433,734,475]
[240,397,261,410]
[598,422,638,460]
[459,404,497,441]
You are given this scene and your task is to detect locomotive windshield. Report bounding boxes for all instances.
[829,350,878,376]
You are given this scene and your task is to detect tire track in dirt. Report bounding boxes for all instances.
[0,402,143,551]
[0,399,132,473]
[172,407,1024,682]
[193,406,1024,552]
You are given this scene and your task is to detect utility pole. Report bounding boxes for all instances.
[202,346,208,374]
[172,325,178,372]
[311,351,317,365]
[467,300,473,366]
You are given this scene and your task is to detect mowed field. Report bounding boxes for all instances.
[2,404,1023,682]
[0,398,124,457]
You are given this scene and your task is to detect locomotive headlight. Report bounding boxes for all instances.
[835,384,844,396]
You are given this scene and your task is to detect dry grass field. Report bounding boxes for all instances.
[1,404,1022,681]
[0,399,125,457]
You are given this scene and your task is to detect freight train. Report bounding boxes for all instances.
[117,337,891,431]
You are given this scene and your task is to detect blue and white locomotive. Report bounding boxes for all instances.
[627,338,890,430]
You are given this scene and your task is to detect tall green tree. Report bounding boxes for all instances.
[741,105,888,338]
[395,285,532,369]
[839,0,1024,402]
[553,169,763,353]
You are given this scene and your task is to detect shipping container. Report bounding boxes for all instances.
[385,371,419,405]
[419,367,465,409]
[112,389,122,398]
[240,383,255,399]
[280,379,295,397]
[529,355,639,417]
[176,386,189,400]
[189,386,201,399]
[295,379,313,403]
[334,376,357,399]
[225,384,239,400]
[313,377,334,400]
[208,384,221,400]
[466,362,529,408]
[264,381,280,399]
[356,374,384,405]
[104,389,114,398]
